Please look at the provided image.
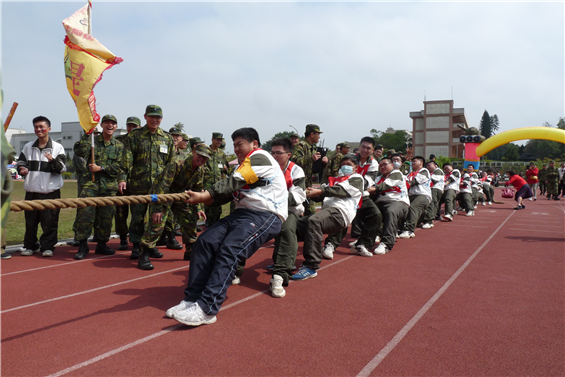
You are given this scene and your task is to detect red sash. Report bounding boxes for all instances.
[444,171,452,183]
[356,157,372,176]
[328,175,350,187]
[406,170,418,190]
[283,161,296,190]
[376,173,401,194]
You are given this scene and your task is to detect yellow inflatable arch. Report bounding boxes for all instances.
[475,127,565,157]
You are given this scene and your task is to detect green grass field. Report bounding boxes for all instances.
[5,180,232,246]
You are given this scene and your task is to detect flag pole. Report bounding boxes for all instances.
[88,0,96,183]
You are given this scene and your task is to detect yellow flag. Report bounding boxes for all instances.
[63,3,122,133]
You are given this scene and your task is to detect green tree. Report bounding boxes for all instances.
[557,117,565,130]
[503,144,520,161]
[490,114,500,134]
[262,131,295,152]
[479,110,492,139]
[370,129,408,152]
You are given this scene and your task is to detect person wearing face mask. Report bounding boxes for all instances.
[439,163,461,221]
[370,157,409,255]
[325,137,380,258]
[398,156,431,239]
[292,154,364,281]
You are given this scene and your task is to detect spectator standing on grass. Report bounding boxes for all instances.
[505,170,533,210]
[16,116,66,257]
[73,115,125,260]
[525,162,539,201]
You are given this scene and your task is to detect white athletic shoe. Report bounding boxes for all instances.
[488,202,492,205]
[422,223,433,229]
[452,210,458,216]
[232,276,241,285]
[443,214,453,221]
[474,205,478,209]
[375,236,381,244]
[352,244,373,257]
[466,210,475,217]
[373,243,390,255]
[529,198,533,201]
[481,202,486,206]
[348,239,358,247]
[322,243,335,260]
[166,300,195,318]
[42,250,53,257]
[21,248,40,256]
[398,231,414,239]
[270,274,286,298]
[174,303,217,326]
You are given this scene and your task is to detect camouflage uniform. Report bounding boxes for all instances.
[291,138,317,215]
[203,136,230,226]
[122,125,175,244]
[538,167,547,195]
[546,164,559,199]
[141,149,207,257]
[74,134,125,241]
[114,133,130,239]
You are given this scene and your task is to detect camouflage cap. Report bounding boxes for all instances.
[341,142,351,149]
[220,139,226,149]
[194,144,212,159]
[387,149,397,155]
[305,124,322,134]
[550,160,555,163]
[169,127,183,136]
[181,133,190,141]
[101,114,117,123]
[290,133,300,138]
[189,137,203,148]
[126,116,141,126]
[375,144,383,150]
[212,132,224,139]
[145,104,163,117]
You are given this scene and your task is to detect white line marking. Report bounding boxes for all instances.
[1,252,133,276]
[44,256,355,376]
[355,211,516,377]
[1,266,189,314]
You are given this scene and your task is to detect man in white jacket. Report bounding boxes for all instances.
[16,116,66,257]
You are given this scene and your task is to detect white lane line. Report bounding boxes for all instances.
[1,266,189,314]
[45,255,356,377]
[355,210,515,377]
[1,252,133,276]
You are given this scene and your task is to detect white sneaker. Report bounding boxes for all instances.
[481,202,486,206]
[466,210,475,217]
[422,223,433,229]
[529,198,533,201]
[322,243,335,260]
[270,274,286,298]
[395,233,400,239]
[473,205,478,209]
[398,231,414,239]
[21,248,40,256]
[488,202,492,205]
[348,239,358,247]
[443,214,453,221]
[373,243,390,255]
[452,210,457,216]
[352,244,373,257]
[232,276,241,285]
[166,300,195,318]
[42,250,53,257]
[375,236,381,244]
[174,303,217,326]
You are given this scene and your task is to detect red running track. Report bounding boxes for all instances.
[2,192,564,376]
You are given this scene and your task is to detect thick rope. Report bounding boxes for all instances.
[10,193,191,212]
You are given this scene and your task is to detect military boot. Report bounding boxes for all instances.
[183,243,193,261]
[130,243,141,260]
[118,235,129,250]
[95,242,116,255]
[148,247,163,258]
[166,231,183,250]
[74,240,89,260]
[138,246,154,270]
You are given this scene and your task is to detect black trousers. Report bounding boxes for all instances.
[24,190,61,252]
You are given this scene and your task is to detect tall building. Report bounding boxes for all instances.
[409,100,468,159]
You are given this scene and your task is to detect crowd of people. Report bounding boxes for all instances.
[5,108,564,327]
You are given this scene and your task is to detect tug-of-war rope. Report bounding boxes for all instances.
[9,193,191,212]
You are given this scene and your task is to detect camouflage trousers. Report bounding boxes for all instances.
[141,201,200,249]
[204,204,222,226]
[114,189,129,237]
[546,181,559,197]
[129,202,149,244]
[75,185,117,242]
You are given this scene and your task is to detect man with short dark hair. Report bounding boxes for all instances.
[166,128,287,326]
[422,160,444,228]
[399,156,431,238]
[17,116,66,257]
[440,163,461,221]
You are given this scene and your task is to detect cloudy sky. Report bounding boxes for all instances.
[1,1,563,151]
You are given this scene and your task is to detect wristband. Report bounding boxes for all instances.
[151,194,158,202]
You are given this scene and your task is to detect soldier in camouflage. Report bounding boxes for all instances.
[538,164,547,196]
[291,124,328,216]
[289,132,300,152]
[121,105,176,262]
[114,116,141,250]
[74,115,126,260]
[373,144,384,162]
[138,144,210,270]
[545,160,560,200]
[328,142,350,179]
[203,132,230,227]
